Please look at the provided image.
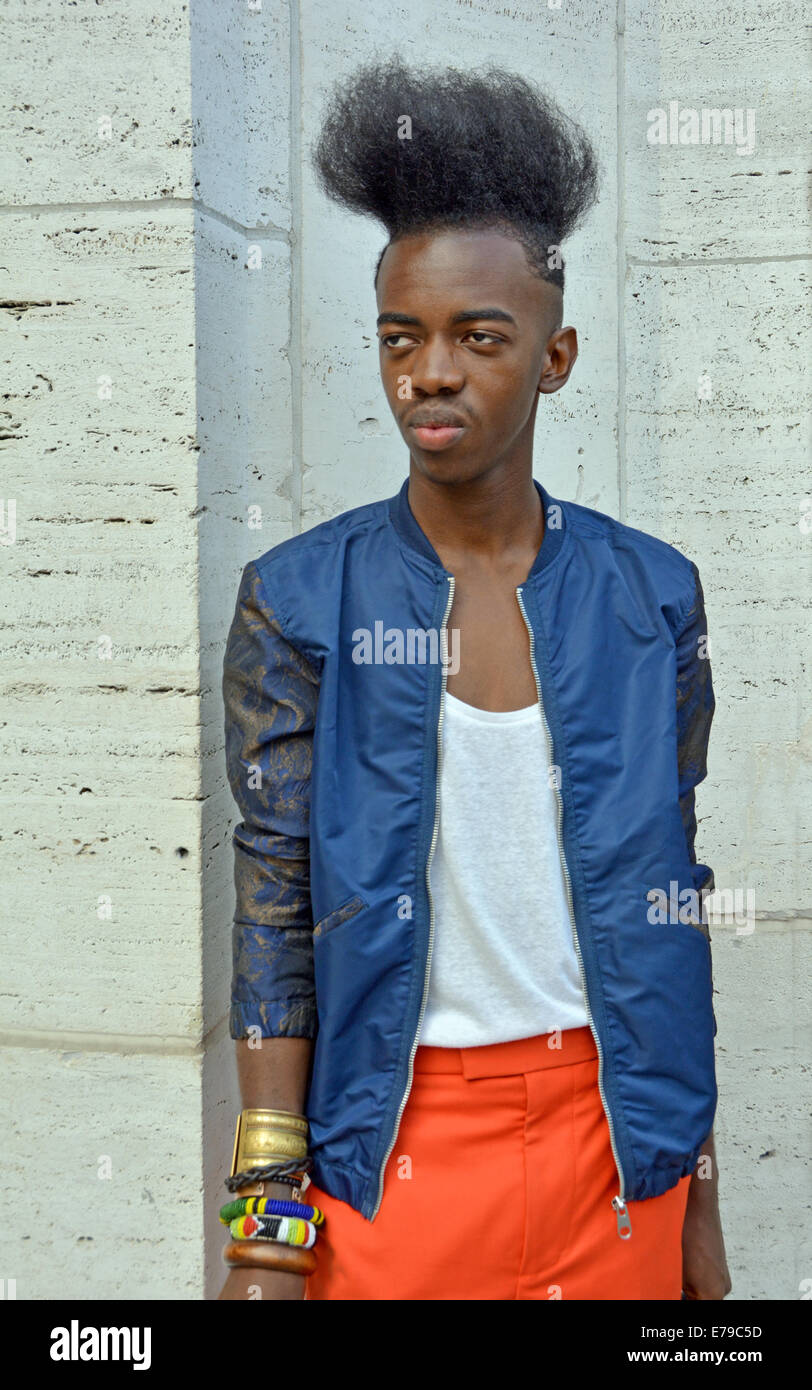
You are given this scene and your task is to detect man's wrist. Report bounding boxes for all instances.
[687,1132,719,1206]
[686,1174,720,1211]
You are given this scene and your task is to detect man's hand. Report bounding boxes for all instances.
[681,1129,732,1300]
[682,1197,731,1300]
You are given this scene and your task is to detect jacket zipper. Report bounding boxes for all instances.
[516,585,632,1240]
[371,574,456,1221]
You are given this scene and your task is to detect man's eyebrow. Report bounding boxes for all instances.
[450,308,517,327]
[376,312,422,328]
[376,308,517,328]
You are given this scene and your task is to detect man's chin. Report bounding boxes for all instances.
[410,453,472,481]
[409,451,495,485]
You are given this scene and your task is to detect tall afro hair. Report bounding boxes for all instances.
[310,56,600,294]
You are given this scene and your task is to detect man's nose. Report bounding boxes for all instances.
[408,340,465,395]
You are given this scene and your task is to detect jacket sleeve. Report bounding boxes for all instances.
[675,561,716,909]
[222,559,320,1039]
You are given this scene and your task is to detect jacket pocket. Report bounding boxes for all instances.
[313,893,367,938]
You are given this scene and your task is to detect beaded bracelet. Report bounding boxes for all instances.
[220,1196,325,1226]
[223,1153,321,1273]
[230,1213,317,1248]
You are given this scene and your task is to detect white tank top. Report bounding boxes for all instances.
[420,687,590,1047]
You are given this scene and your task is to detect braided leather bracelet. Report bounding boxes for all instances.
[225,1155,314,1195]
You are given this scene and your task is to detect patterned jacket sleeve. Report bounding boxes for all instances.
[222,559,320,1039]
[675,561,716,911]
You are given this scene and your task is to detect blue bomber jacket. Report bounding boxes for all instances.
[222,477,717,1230]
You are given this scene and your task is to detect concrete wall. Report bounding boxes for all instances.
[2,0,204,1299]
[2,0,808,1301]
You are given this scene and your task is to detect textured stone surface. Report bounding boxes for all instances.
[4,0,193,204]
[624,260,811,913]
[195,224,294,564]
[710,921,812,1301]
[625,0,808,260]
[0,1045,203,1299]
[192,0,291,230]
[3,0,206,1300]
[0,208,197,477]
[0,204,201,1041]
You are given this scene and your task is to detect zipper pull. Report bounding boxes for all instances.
[612,1195,632,1239]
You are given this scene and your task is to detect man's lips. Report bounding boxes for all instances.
[409,421,467,451]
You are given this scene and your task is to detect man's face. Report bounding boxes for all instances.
[375,227,574,484]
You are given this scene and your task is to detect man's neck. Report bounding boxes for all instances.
[407,465,544,571]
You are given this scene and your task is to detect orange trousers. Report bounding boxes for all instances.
[304,1025,691,1300]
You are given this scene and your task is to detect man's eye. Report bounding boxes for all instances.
[379,331,501,347]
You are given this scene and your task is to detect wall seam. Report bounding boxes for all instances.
[616,0,627,524]
[628,252,810,267]
[0,200,289,238]
[289,0,304,534]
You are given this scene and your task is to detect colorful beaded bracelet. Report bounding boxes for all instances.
[219,1196,325,1226]
[229,1213,317,1249]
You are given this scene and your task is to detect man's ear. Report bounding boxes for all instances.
[537,325,578,395]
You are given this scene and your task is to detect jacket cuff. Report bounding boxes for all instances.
[692,861,715,900]
[229,997,318,1040]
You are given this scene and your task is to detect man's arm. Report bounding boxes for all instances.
[682,1126,732,1300]
[219,560,320,1300]
[224,559,320,1042]
[675,560,716,929]
[673,562,730,1298]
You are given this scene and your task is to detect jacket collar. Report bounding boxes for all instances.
[388,474,566,578]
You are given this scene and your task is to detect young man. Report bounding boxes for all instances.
[218,60,730,1301]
